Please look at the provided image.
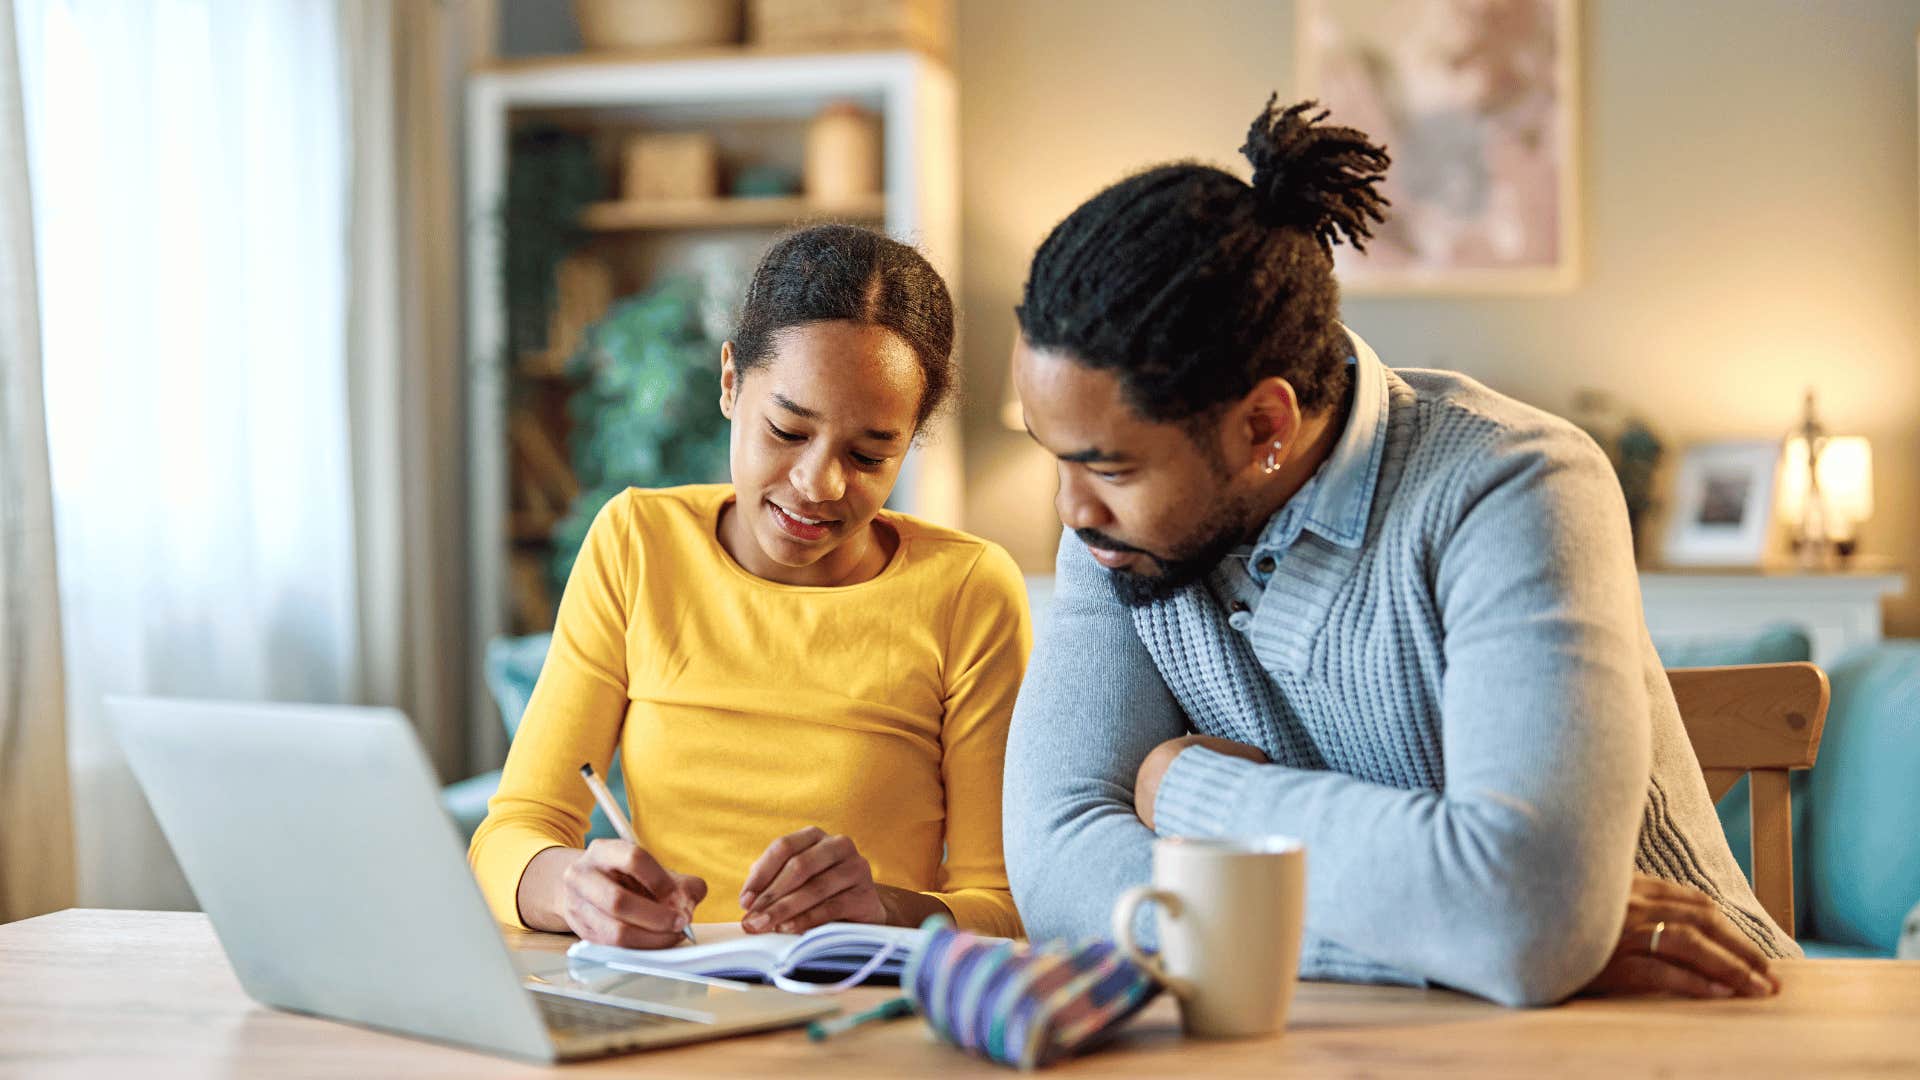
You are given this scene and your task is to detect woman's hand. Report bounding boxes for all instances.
[523,840,706,948]
[737,826,926,934]
[1581,874,1780,999]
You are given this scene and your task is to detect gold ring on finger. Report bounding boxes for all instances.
[1649,920,1667,955]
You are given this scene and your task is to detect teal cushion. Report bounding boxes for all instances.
[1652,624,1812,668]
[485,633,554,738]
[1800,938,1892,960]
[1802,643,1920,953]
[442,769,503,842]
[1653,624,1815,938]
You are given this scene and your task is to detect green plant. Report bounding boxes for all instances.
[502,128,600,359]
[1573,389,1664,559]
[548,277,733,590]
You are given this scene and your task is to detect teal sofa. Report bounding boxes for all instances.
[442,633,627,844]
[1657,629,1920,958]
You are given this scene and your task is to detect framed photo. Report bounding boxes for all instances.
[1296,0,1580,293]
[1661,440,1783,568]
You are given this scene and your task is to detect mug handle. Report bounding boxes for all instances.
[1111,885,1193,998]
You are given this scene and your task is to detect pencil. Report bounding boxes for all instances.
[579,763,696,944]
[808,997,915,1041]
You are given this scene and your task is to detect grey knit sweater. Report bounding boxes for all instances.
[1003,331,1796,1007]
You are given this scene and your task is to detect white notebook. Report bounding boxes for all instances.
[566,922,935,987]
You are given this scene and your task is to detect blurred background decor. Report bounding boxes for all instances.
[575,0,743,51]
[1779,390,1876,568]
[622,130,722,202]
[548,277,731,596]
[1297,0,1579,292]
[805,102,883,205]
[1573,388,1663,561]
[502,127,601,365]
[1660,440,1782,568]
[748,0,951,59]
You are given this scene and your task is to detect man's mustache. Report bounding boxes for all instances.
[1074,528,1157,563]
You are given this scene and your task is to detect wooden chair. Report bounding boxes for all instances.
[1668,662,1830,934]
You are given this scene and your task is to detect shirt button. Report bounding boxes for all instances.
[1255,556,1277,575]
[1228,611,1253,632]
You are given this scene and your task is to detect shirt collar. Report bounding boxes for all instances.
[1250,326,1390,558]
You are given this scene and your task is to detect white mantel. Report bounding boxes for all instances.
[1636,565,1904,668]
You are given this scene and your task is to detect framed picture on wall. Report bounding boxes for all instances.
[1661,440,1783,568]
[1296,0,1580,293]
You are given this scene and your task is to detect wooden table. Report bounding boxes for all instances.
[4,910,1917,1077]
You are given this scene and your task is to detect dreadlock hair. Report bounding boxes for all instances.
[732,223,957,434]
[1016,96,1389,429]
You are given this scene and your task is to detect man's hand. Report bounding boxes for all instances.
[1582,874,1781,999]
[1133,735,1269,830]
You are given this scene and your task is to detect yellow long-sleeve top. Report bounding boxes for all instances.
[469,485,1030,937]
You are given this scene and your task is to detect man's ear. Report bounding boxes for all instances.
[719,342,738,419]
[1226,376,1303,474]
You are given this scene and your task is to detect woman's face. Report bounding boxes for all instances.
[719,320,925,583]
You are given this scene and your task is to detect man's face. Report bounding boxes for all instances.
[1013,334,1261,606]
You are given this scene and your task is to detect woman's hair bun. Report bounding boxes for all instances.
[1240,94,1392,255]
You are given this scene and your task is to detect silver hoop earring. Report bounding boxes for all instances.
[1261,442,1284,475]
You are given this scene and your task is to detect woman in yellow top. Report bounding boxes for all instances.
[469,225,1029,948]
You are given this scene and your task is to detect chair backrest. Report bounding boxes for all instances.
[1668,662,1829,934]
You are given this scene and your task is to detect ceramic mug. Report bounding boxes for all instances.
[1111,835,1306,1038]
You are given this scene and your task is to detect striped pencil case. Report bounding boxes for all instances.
[904,918,1164,1070]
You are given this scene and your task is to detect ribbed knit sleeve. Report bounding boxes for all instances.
[1003,531,1186,944]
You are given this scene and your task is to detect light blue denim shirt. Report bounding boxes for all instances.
[1211,347,1388,632]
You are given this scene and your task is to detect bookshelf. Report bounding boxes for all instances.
[578,192,885,230]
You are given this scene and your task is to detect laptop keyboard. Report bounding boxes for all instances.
[534,991,681,1038]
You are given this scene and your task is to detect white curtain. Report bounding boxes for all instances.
[15,0,359,909]
[0,0,76,924]
[339,0,484,783]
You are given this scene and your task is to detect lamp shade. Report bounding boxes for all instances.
[1779,435,1874,538]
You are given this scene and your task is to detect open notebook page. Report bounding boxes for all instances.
[567,922,932,983]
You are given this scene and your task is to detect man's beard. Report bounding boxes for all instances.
[1076,492,1258,609]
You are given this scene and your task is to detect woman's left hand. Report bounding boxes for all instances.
[738,826,890,933]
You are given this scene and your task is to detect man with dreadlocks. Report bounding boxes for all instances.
[1003,97,1795,1007]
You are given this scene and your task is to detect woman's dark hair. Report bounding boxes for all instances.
[731,223,957,433]
[1015,96,1389,426]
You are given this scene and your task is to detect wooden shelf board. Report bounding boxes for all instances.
[579,195,885,231]
[478,43,947,76]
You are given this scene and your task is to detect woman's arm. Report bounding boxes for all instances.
[917,543,1032,938]
[469,491,697,939]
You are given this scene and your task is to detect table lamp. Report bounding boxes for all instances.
[1779,407,1873,564]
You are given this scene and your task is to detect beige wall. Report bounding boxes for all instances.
[955,0,1920,636]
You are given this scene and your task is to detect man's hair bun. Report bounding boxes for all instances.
[1240,95,1391,255]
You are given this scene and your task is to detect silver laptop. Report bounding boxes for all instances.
[106,696,836,1063]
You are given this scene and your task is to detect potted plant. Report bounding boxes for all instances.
[548,277,732,591]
